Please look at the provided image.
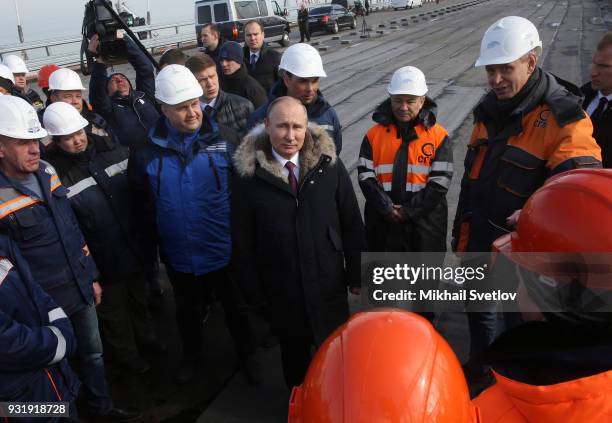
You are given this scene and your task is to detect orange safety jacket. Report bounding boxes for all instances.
[362,123,450,192]
[358,98,452,252]
[474,369,612,422]
[452,70,601,254]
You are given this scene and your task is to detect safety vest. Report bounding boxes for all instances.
[364,123,449,193]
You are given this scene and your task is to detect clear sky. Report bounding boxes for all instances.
[0,0,195,45]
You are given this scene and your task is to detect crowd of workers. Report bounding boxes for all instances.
[0,10,610,423]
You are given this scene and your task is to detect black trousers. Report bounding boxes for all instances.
[96,273,156,363]
[279,332,314,389]
[166,265,255,362]
[298,22,310,42]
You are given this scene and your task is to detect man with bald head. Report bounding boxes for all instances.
[231,96,364,388]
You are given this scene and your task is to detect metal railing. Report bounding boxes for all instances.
[0,20,197,72]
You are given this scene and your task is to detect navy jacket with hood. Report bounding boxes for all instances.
[247,80,343,154]
[128,111,234,276]
[89,37,160,151]
[0,162,98,316]
[0,231,80,417]
[45,134,145,284]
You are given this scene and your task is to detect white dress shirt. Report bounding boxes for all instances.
[249,50,260,65]
[586,90,612,116]
[271,148,300,180]
[202,97,217,110]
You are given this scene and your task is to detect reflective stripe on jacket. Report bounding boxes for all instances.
[453,70,602,254]
[0,162,97,315]
[358,97,452,252]
[0,232,80,409]
[360,120,451,193]
[45,135,144,284]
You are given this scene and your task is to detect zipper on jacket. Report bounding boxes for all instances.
[207,152,222,190]
[44,368,63,400]
[132,94,147,129]
[297,156,327,193]
[156,157,163,196]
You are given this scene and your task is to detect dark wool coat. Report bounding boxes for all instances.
[45,136,144,284]
[231,124,364,344]
[243,43,281,94]
[582,82,612,168]
[220,66,267,109]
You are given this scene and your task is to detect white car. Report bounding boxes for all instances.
[392,0,423,10]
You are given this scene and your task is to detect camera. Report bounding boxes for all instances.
[82,0,127,63]
[80,0,157,75]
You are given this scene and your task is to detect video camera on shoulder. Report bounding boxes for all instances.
[83,0,127,63]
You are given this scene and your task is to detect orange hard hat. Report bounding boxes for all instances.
[494,169,612,288]
[288,310,477,423]
[37,64,61,89]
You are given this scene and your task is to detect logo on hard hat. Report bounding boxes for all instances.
[27,119,41,133]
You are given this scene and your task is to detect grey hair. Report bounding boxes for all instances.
[520,46,542,62]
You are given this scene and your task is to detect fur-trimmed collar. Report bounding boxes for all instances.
[234,123,337,182]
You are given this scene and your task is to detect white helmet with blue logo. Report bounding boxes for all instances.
[0,95,47,139]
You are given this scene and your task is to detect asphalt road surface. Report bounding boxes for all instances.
[39,0,609,421]
[197,0,609,421]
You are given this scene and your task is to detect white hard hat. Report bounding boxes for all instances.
[279,43,327,78]
[475,16,542,67]
[0,64,15,84]
[387,66,428,96]
[155,64,203,105]
[48,68,86,91]
[0,95,47,139]
[2,55,28,74]
[43,101,89,136]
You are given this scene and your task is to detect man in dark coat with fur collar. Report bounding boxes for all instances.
[231,96,364,389]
